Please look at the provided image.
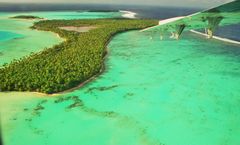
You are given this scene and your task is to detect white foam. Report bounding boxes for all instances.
[190,30,240,45]
[120,10,137,19]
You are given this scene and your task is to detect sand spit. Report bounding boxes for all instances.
[120,10,137,19]
[59,26,98,33]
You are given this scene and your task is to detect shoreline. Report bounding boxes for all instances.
[2,58,106,97]
[0,25,154,97]
[1,36,109,97]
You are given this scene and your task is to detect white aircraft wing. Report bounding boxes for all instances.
[141,0,240,39]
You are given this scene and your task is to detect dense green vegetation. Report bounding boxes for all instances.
[0,19,158,94]
[11,15,43,19]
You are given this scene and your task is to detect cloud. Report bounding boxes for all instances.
[0,0,234,8]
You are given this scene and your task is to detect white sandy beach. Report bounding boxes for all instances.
[120,10,137,19]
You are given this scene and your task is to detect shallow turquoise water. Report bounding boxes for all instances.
[0,31,23,42]
[6,11,122,20]
[0,13,62,66]
[0,11,122,66]
[30,11,122,20]
[0,12,240,145]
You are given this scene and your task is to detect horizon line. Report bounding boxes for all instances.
[0,2,207,9]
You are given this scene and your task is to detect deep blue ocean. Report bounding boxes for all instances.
[0,3,239,41]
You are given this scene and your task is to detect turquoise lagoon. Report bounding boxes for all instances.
[0,11,122,66]
[0,31,23,42]
[0,11,240,145]
[0,13,61,66]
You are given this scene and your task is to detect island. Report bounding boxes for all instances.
[0,19,158,94]
[10,15,43,20]
[87,10,120,12]
[77,10,119,13]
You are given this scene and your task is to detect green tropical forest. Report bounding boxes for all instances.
[0,19,158,94]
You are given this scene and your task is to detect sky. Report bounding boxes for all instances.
[0,0,234,8]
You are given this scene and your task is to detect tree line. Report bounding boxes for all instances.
[0,19,158,94]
